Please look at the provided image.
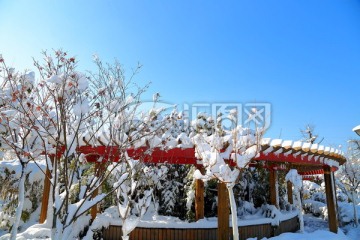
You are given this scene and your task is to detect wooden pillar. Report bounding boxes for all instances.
[91,163,104,220]
[324,165,338,233]
[287,181,293,204]
[195,166,205,220]
[218,182,229,240]
[332,171,341,227]
[269,170,279,208]
[39,156,54,224]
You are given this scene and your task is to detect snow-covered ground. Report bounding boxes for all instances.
[263,214,360,240]
[1,207,359,239]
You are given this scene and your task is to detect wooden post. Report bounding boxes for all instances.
[332,171,341,227]
[269,170,279,208]
[324,165,338,233]
[195,166,205,220]
[91,163,104,220]
[39,156,54,224]
[218,182,229,240]
[287,181,293,204]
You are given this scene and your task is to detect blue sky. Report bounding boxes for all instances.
[1,0,360,149]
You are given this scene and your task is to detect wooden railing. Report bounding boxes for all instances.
[103,215,299,240]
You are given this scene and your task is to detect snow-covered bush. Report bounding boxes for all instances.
[112,161,167,240]
[157,164,189,219]
[0,158,45,231]
[302,180,327,204]
[237,201,257,217]
[249,167,270,208]
[303,199,327,217]
[302,176,360,227]
[184,166,196,221]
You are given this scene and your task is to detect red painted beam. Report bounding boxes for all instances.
[127,147,197,164]
[49,146,339,173]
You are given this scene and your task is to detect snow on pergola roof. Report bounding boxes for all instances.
[76,133,346,175]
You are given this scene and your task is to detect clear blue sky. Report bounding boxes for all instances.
[1,0,360,149]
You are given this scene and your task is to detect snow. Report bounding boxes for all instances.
[46,74,61,84]
[292,141,303,150]
[310,144,319,153]
[324,146,331,155]
[270,139,282,147]
[73,98,90,117]
[302,142,311,152]
[108,205,299,229]
[259,214,357,240]
[261,138,272,146]
[318,145,325,153]
[1,159,360,240]
[282,140,293,149]
[352,125,360,133]
[263,229,349,240]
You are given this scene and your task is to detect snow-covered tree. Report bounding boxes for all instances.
[113,160,167,240]
[336,140,360,227]
[300,124,323,144]
[0,51,164,239]
[285,169,304,232]
[193,110,263,240]
[0,55,42,239]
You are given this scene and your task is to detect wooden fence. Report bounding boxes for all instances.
[103,215,299,240]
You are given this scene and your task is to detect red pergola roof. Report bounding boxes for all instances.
[74,142,346,175]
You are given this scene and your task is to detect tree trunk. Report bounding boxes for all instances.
[295,190,304,232]
[228,185,239,240]
[287,181,293,204]
[10,164,26,240]
[40,165,52,223]
[352,191,358,227]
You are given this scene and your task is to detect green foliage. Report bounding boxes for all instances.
[157,164,190,220]
[251,167,270,208]
[204,179,218,217]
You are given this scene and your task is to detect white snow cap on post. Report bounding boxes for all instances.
[285,169,303,190]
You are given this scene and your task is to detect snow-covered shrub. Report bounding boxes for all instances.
[157,164,188,219]
[184,166,196,221]
[337,201,360,226]
[191,112,215,136]
[112,161,168,240]
[250,167,270,208]
[302,177,360,227]
[261,204,283,226]
[277,171,289,210]
[303,199,327,217]
[204,179,218,218]
[336,188,349,203]
[237,201,257,217]
[302,180,324,201]
[0,159,45,231]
